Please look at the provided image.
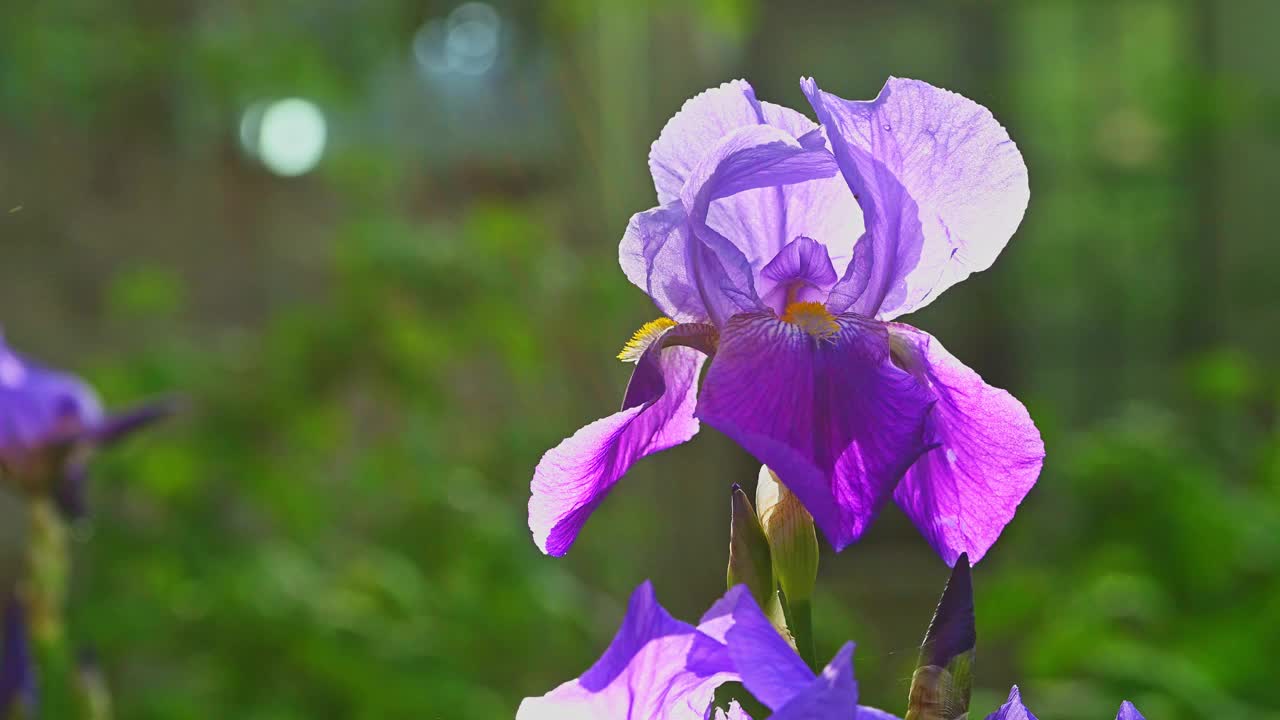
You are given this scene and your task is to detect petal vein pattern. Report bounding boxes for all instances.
[802,77,1028,320]
[695,312,933,550]
[529,333,706,556]
[889,325,1043,565]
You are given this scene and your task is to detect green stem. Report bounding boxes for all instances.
[782,594,817,670]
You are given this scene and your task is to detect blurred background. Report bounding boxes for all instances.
[1,0,1277,718]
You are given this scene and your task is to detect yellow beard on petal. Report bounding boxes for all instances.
[781,301,839,341]
[616,317,677,362]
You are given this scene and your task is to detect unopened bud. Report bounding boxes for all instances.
[906,554,975,720]
[727,484,774,609]
[755,466,818,605]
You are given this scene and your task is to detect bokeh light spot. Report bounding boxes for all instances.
[256,98,327,177]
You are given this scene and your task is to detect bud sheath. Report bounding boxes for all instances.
[727,484,774,610]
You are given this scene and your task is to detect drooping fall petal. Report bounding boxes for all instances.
[697,312,933,551]
[889,325,1043,565]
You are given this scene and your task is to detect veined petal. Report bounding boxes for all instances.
[889,325,1043,566]
[650,81,834,206]
[984,686,1039,720]
[696,312,933,551]
[802,77,1029,321]
[521,582,896,720]
[529,330,708,556]
[515,582,734,720]
[701,587,895,720]
[619,202,724,324]
[649,80,776,205]
[759,236,839,313]
[682,124,840,325]
[698,585,813,711]
[633,82,862,323]
[767,643,859,720]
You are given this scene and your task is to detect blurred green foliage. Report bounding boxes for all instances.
[0,1,1277,719]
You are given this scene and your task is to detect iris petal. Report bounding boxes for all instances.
[696,312,933,551]
[984,686,1039,720]
[1116,701,1147,720]
[767,643,858,720]
[529,329,708,556]
[802,77,1029,321]
[626,80,861,325]
[889,325,1043,565]
[514,582,734,720]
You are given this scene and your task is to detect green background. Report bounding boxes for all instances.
[1,1,1277,718]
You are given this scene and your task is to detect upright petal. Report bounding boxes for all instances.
[889,326,1043,565]
[624,124,840,326]
[802,77,1029,321]
[696,312,933,551]
[984,687,1038,720]
[515,582,734,720]
[649,81,833,205]
[758,236,839,313]
[620,203,717,323]
[649,80,776,204]
[1116,701,1146,720]
[634,81,862,322]
[529,331,707,556]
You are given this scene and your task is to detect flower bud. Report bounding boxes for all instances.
[726,484,774,609]
[906,554,975,720]
[754,466,818,605]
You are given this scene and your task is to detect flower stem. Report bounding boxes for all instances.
[781,593,817,670]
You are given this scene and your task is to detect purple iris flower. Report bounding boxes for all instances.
[0,334,172,518]
[986,686,1145,720]
[530,77,1043,564]
[517,581,897,720]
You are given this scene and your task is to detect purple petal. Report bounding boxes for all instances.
[682,124,840,325]
[698,585,813,710]
[802,77,1029,321]
[648,80,777,205]
[529,337,706,556]
[649,80,832,206]
[619,203,716,323]
[88,398,177,446]
[516,582,734,720]
[759,236,839,313]
[696,312,933,551]
[631,82,862,324]
[0,595,35,716]
[768,642,859,720]
[0,340,103,464]
[984,686,1039,720]
[1116,701,1146,720]
[889,325,1043,565]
